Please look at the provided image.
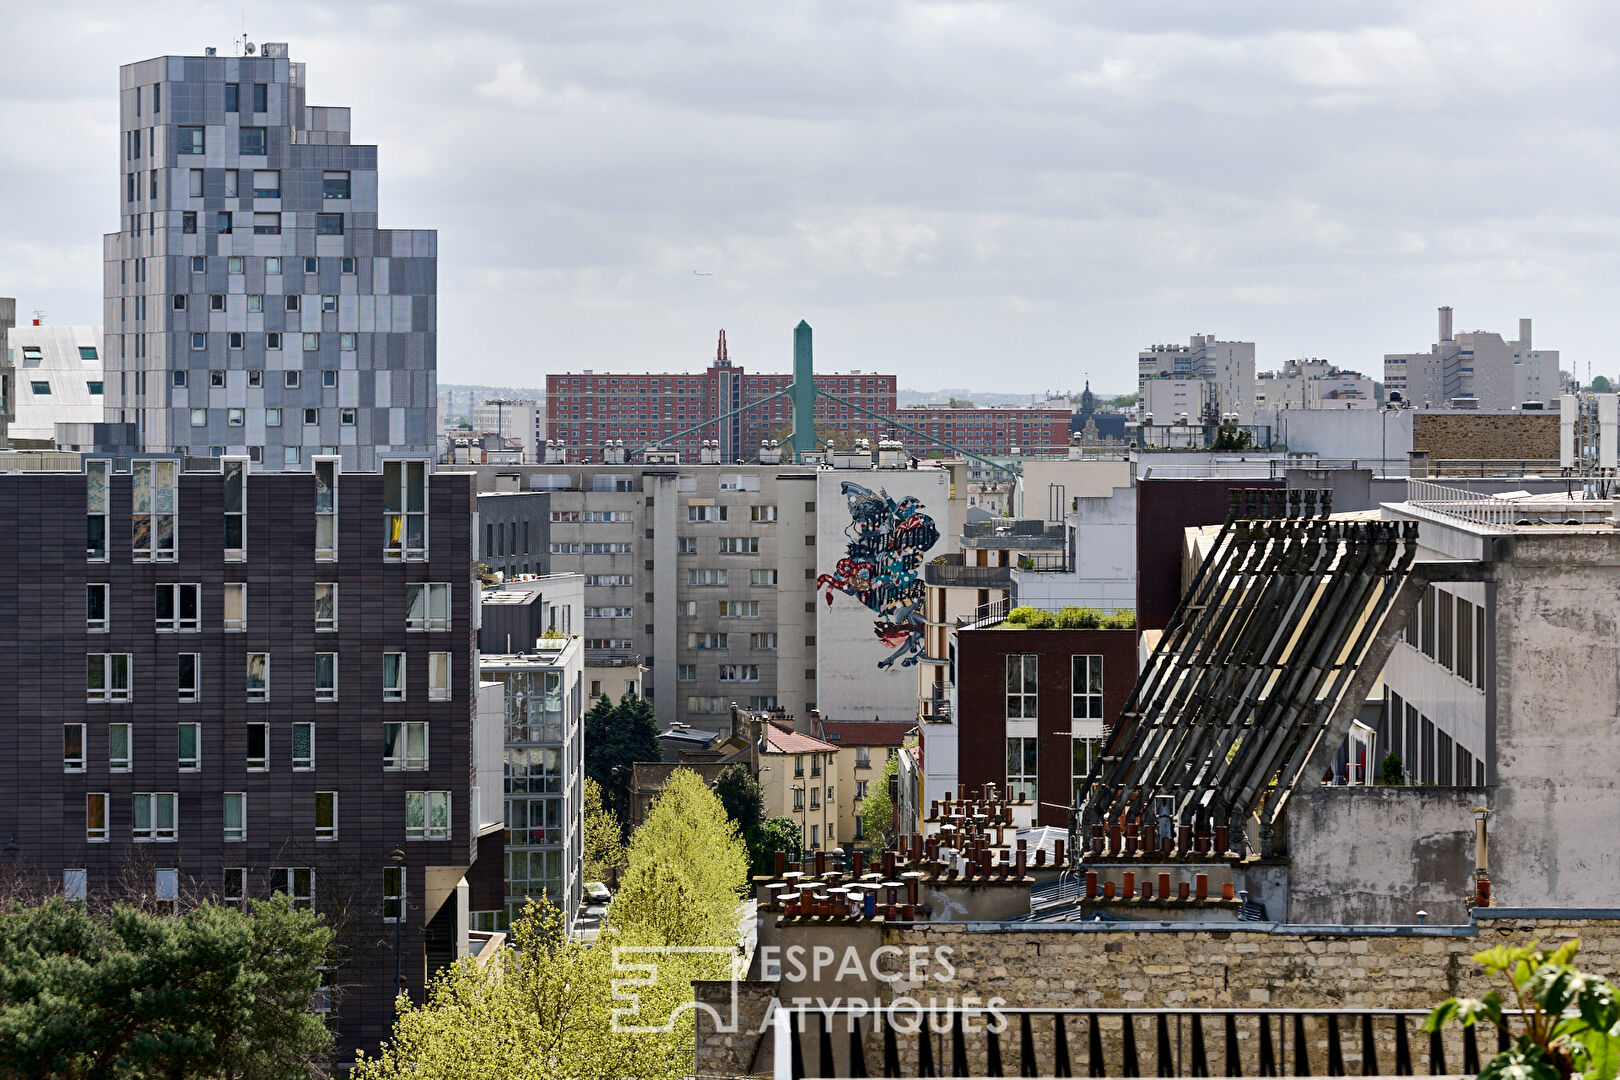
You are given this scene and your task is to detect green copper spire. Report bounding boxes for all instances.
[790,320,815,462]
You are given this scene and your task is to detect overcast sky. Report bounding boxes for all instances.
[2,1,1614,394]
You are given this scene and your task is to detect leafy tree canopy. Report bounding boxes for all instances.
[0,895,332,1080]
[582,777,627,884]
[715,762,765,835]
[747,817,804,876]
[358,770,750,1080]
[584,691,662,821]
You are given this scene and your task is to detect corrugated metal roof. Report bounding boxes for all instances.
[8,325,104,441]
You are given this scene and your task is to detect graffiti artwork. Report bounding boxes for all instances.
[816,482,940,669]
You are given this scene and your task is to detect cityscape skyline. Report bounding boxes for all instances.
[4,2,1617,391]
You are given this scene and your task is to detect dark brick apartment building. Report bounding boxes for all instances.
[0,454,490,1059]
[952,625,1138,828]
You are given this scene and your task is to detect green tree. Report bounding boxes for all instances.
[1380,752,1406,786]
[355,899,716,1080]
[1426,938,1620,1080]
[582,778,627,885]
[584,692,662,821]
[715,763,764,835]
[0,895,332,1080]
[611,769,748,948]
[1213,425,1255,451]
[746,817,804,875]
[357,771,750,1080]
[861,752,901,847]
[1594,376,1614,393]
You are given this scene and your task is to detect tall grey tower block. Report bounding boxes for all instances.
[105,43,436,470]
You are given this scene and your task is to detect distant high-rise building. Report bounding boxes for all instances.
[104,43,437,469]
[1138,335,1257,426]
[1384,306,1556,410]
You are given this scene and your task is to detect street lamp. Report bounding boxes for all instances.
[389,847,406,1004]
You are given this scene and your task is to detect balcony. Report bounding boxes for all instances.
[919,688,953,722]
[924,553,1012,589]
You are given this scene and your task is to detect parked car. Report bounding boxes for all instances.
[584,881,612,905]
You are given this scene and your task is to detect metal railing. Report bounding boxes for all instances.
[924,561,1013,588]
[769,1005,1513,1079]
[1407,479,1613,528]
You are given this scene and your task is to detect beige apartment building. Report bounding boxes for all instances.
[760,722,839,854]
[814,719,911,847]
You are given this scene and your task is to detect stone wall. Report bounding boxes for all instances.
[1411,412,1558,462]
[695,911,1620,1078]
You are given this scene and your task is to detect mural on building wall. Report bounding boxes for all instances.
[817,481,940,669]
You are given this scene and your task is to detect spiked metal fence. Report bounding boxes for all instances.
[768,1005,1511,1079]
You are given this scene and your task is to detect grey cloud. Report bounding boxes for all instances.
[4,0,1620,390]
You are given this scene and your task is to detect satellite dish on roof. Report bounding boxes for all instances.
[243,40,257,54]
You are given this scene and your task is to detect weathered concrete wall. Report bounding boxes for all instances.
[1411,412,1558,461]
[1491,535,1620,908]
[1284,786,1480,925]
[696,913,1620,1079]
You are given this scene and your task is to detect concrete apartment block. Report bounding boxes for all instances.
[105,43,436,470]
[452,462,818,725]
[1138,334,1257,427]
[1385,306,1557,411]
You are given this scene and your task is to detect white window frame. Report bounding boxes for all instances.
[155,583,201,632]
[384,652,407,701]
[86,459,110,561]
[64,723,86,772]
[246,722,269,771]
[86,793,109,842]
[223,867,247,908]
[222,457,248,561]
[315,582,338,631]
[131,458,178,562]
[246,652,269,702]
[224,792,247,842]
[405,790,452,840]
[88,653,131,702]
[315,652,338,702]
[428,652,450,701]
[178,652,200,703]
[224,582,247,631]
[279,867,315,911]
[178,722,201,771]
[293,721,315,771]
[1006,736,1037,803]
[133,792,178,842]
[315,791,338,841]
[406,583,452,630]
[383,459,429,561]
[87,583,109,632]
[383,722,429,770]
[109,723,132,772]
[314,457,339,561]
[1006,654,1038,719]
[383,865,406,922]
[64,869,87,902]
[1071,654,1104,721]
